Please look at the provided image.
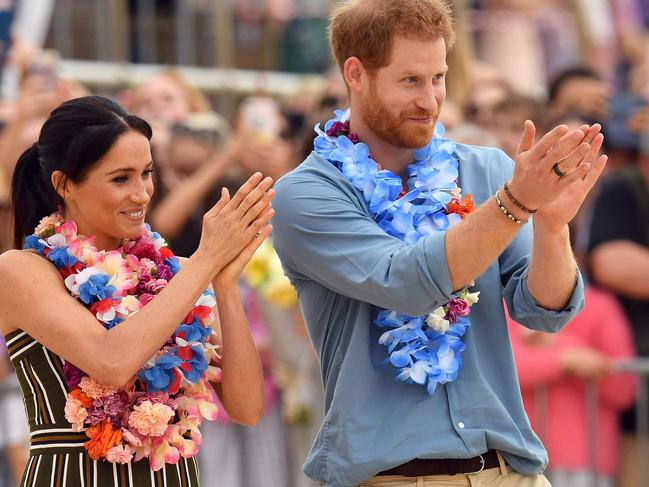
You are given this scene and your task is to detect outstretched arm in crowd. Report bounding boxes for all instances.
[0,74,68,182]
[591,242,649,299]
[588,158,649,300]
[149,142,237,240]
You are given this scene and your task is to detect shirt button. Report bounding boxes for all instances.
[458,422,465,429]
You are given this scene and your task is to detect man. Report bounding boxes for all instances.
[546,66,610,123]
[271,1,607,486]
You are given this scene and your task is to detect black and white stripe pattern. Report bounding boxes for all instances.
[7,329,201,486]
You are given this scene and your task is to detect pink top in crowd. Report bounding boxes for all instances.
[507,287,636,475]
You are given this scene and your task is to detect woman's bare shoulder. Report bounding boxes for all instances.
[0,250,65,334]
[0,249,63,286]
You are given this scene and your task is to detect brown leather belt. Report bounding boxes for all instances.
[377,450,500,477]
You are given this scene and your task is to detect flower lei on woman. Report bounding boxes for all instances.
[24,214,220,469]
[314,109,480,395]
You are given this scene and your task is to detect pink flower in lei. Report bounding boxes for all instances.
[64,398,88,432]
[136,258,157,281]
[80,376,119,400]
[125,238,161,263]
[64,363,85,389]
[135,391,177,409]
[149,439,181,470]
[166,422,201,457]
[144,278,168,294]
[106,444,134,464]
[34,213,64,236]
[121,429,143,448]
[446,298,470,321]
[139,293,155,306]
[128,401,175,437]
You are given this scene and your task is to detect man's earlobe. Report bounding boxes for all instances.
[343,57,364,92]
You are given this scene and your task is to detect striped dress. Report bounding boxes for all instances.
[5,329,201,487]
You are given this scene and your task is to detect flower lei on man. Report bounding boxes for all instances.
[314,109,480,395]
[24,214,221,470]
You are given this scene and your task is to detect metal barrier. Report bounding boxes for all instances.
[50,0,234,67]
[615,359,649,487]
[534,359,649,487]
[57,59,324,97]
[48,1,330,69]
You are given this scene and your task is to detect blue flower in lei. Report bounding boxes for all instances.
[103,316,124,330]
[24,235,47,253]
[182,346,209,383]
[140,353,183,392]
[47,247,79,269]
[165,256,180,274]
[314,109,478,395]
[176,316,212,343]
[77,274,116,305]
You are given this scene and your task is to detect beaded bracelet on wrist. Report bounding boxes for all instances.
[495,191,527,225]
[503,182,537,214]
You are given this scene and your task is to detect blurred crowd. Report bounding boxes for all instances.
[0,0,648,486]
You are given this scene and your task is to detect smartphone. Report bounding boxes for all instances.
[170,112,229,148]
[238,96,282,140]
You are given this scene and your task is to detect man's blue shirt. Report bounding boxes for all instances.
[271,143,584,487]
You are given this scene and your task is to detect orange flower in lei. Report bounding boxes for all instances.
[85,422,123,460]
[69,388,93,408]
[447,194,475,219]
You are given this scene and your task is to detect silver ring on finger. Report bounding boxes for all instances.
[552,161,567,178]
[253,231,262,239]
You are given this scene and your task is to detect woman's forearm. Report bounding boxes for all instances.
[98,251,218,385]
[213,284,264,425]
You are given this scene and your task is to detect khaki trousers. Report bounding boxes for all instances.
[359,453,552,487]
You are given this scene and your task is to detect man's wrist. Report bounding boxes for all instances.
[532,218,569,239]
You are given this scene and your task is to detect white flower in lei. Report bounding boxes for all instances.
[313,109,480,395]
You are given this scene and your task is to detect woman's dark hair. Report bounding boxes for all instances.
[11,95,152,248]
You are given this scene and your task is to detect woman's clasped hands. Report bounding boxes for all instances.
[196,172,275,287]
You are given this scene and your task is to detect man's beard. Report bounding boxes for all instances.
[360,80,437,149]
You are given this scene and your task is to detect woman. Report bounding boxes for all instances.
[0,96,274,486]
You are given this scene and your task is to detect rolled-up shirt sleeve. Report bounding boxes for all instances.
[272,168,454,317]
[499,220,585,333]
